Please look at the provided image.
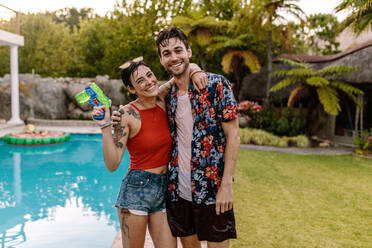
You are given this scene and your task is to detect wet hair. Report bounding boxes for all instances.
[155,27,189,56]
[120,61,151,87]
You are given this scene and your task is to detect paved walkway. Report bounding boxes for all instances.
[240,144,354,155]
[0,119,101,137]
[111,231,207,248]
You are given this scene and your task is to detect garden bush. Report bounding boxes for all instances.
[354,129,372,156]
[240,128,310,148]
[239,101,307,137]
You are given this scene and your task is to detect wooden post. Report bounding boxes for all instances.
[355,103,360,138]
[15,12,20,35]
[360,95,364,134]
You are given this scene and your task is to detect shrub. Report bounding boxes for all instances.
[240,128,310,148]
[354,129,372,155]
[295,135,311,148]
[239,102,307,137]
[238,100,262,123]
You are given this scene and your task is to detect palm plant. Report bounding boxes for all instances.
[210,33,261,98]
[335,0,372,35]
[172,10,227,70]
[270,59,364,131]
[250,0,305,101]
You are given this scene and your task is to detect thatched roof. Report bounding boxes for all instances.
[239,39,372,101]
[276,39,372,63]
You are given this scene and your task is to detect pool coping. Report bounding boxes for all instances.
[0,119,101,138]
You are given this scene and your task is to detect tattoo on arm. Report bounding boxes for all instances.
[113,124,127,149]
[127,107,141,120]
[113,112,128,148]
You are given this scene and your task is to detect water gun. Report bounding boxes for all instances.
[75,82,111,120]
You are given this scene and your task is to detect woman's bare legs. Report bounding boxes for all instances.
[117,208,148,248]
[148,210,177,248]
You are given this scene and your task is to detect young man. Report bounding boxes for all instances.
[156,27,240,248]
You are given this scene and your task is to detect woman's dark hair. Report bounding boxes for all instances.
[120,61,151,87]
[155,27,189,56]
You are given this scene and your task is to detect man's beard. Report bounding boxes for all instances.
[168,60,189,77]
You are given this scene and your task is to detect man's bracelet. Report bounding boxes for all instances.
[190,70,204,79]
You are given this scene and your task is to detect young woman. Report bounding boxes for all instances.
[91,59,206,248]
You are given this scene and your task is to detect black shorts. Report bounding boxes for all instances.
[166,197,237,242]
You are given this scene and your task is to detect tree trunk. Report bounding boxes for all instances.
[265,30,272,103]
[231,55,244,100]
[197,44,207,71]
[305,93,317,136]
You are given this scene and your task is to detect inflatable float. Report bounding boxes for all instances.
[3,129,71,145]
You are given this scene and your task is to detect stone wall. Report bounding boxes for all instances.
[0,74,127,121]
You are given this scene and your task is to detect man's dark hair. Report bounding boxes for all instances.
[155,27,189,56]
[120,61,151,87]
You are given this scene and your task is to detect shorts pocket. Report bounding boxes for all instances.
[127,175,151,188]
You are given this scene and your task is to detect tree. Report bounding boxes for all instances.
[210,33,261,99]
[70,17,111,77]
[172,10,226,71]
[335,0,372,35]
[250,0,305,102]
[270,59,364,132]
[0,13,73,77]
[47,7,95,32]
[307,14,341,55]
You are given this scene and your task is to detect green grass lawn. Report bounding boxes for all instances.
[231,149,372,248]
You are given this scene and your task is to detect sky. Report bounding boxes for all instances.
[0,0,348,20]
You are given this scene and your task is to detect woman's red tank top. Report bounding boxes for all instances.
[126,103,172,170]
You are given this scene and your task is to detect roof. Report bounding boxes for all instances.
[275,39,372,63]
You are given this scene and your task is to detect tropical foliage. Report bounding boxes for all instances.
[354,129,372,156]
[307,14,341,55]
[335,0,372,35]
[248,0,306,100]
[240,128,310,148]
[0,0,309,82]
[270,59,364,117]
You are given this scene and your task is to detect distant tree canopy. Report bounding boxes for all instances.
[0,0,343,86]
[46,7,95,32]
[307,14,341,55]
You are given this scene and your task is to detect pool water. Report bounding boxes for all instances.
[0,134,129,248]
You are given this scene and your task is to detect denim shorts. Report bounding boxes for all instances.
[115,169,167,215]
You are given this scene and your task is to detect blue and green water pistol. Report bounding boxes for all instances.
[75,82,111,120]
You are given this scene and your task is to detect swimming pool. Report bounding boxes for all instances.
[0,134,129,248]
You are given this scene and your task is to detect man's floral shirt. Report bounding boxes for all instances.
[165,73,239,204]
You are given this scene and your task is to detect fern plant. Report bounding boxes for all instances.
[270,58,364,116]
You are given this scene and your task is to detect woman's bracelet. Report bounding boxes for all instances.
[190,70,204,79]
[99,121,112,129]
[101,124,112,130]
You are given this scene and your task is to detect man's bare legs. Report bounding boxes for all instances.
[148,210,177,248]
[180,234,202,248]
[117,208,148,248]
[207,240,229,248]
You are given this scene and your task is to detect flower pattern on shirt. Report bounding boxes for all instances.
[165,73,239,204]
